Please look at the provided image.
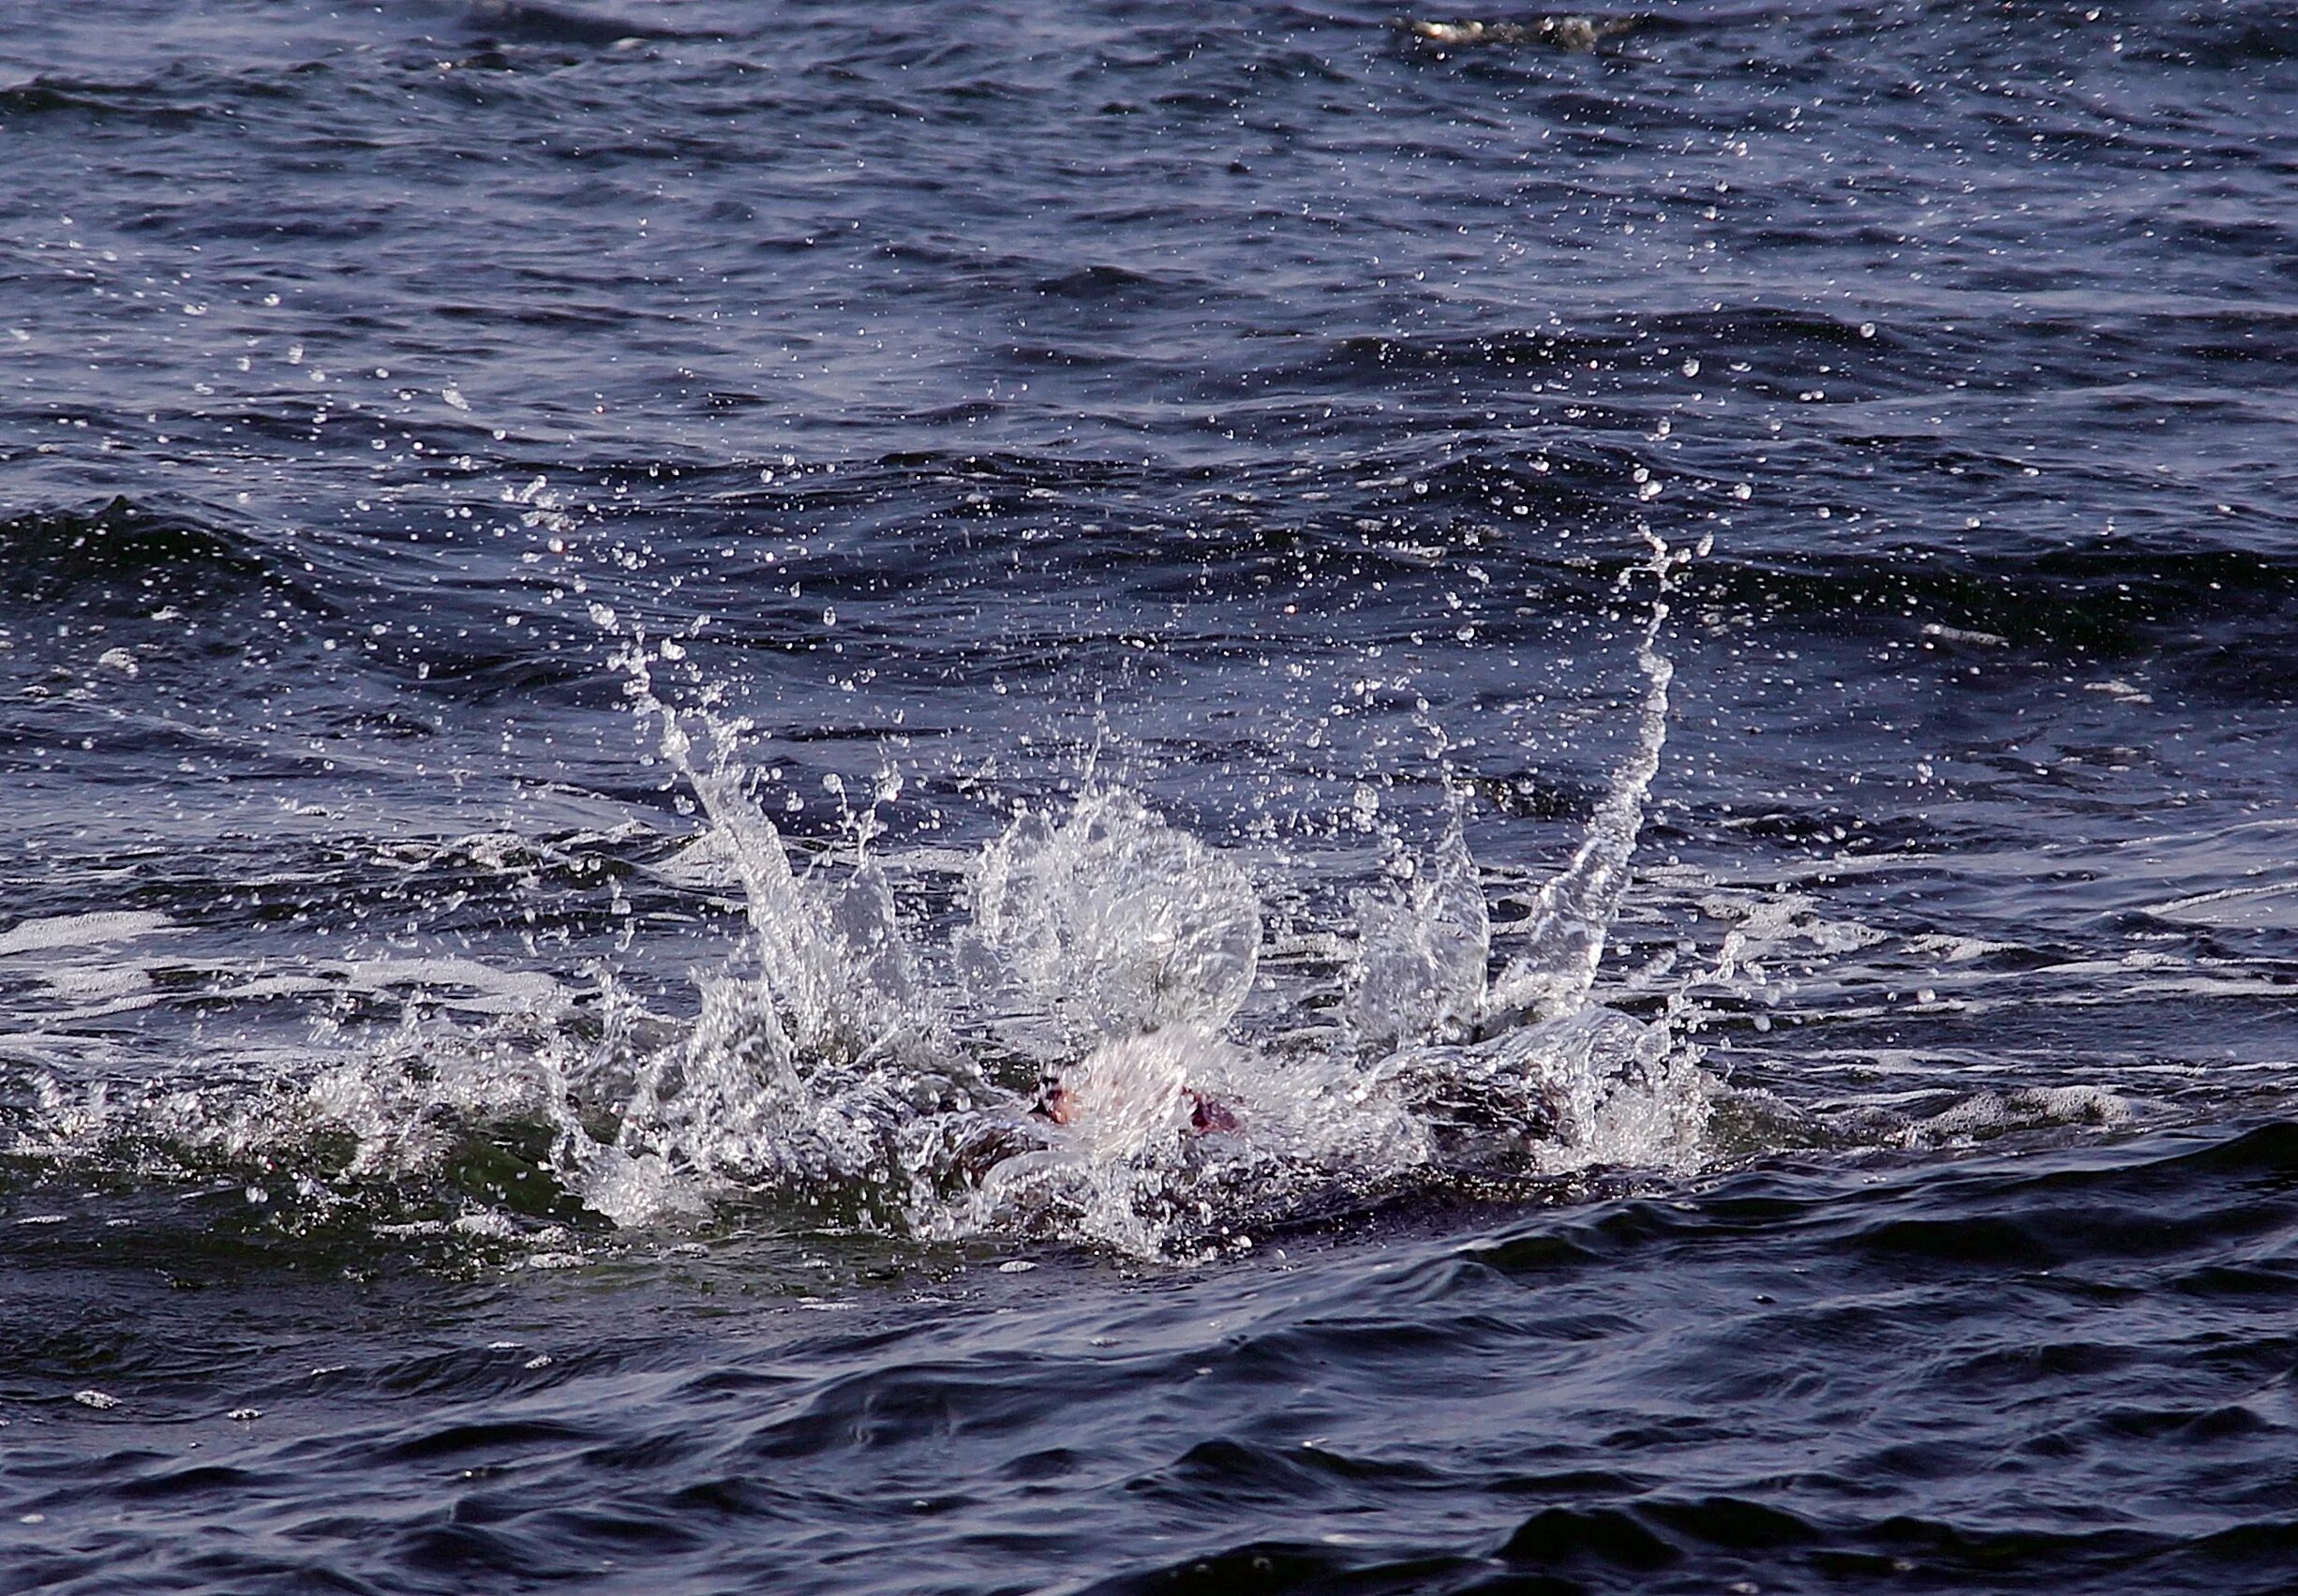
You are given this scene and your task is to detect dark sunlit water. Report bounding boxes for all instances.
[4,2,2296,1591]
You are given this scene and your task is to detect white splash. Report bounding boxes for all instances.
[957,788,1261,1061]
[1485,577,1674,1028]
[0,549,1709,1260]
[551,539,1709,1255]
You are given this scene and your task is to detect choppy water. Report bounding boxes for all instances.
[5,1,2296,1590]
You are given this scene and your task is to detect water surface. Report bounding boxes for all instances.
[4,2,2296,1590]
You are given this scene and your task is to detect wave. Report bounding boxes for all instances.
[0,497,281,612]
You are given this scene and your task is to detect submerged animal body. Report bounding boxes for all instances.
[1034,1030,1238,1152]
[1029,1020,1586,1166]
[958,996,1694,1260]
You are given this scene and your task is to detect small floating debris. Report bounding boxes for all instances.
[73,1390,119,1410]
[1921,621,2010,648]
[1402,15,1640,52]
[996,1260,1038,1274]
[227,1407,262,1422]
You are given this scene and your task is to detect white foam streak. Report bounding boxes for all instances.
[0,910,180,958]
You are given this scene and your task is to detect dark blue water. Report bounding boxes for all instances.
[5,2,2297,1590]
